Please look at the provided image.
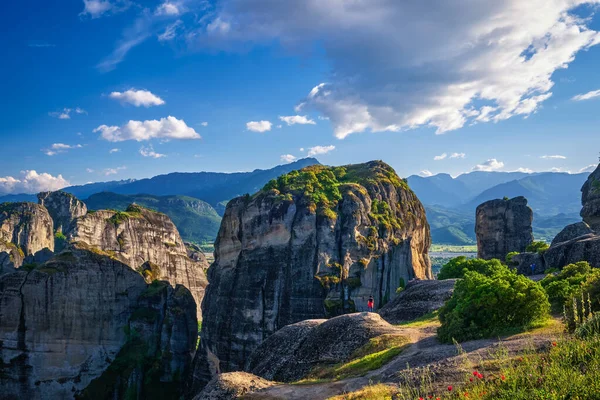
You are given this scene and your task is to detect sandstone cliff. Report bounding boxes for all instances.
[0,202,54,258]
[581,163,600,230]
[69,204,208,320]
[476,196,533,260]
[0,244,197,400]
[37,191,87,235]
[192,161,431,390]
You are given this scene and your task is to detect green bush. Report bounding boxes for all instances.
[438,265,550,342]
[526,241,549,253]
[540,262,598,311]
[55,231,67,252]
[505,251,519,266]
[437,256,504,280]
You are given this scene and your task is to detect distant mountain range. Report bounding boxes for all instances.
[1,159,595,246]
[407,169,594,245]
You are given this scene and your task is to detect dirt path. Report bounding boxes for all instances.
[244,320,561,400]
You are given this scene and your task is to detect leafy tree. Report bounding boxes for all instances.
[54,231,67,252]
[438,265,550,342]
[437,256,504,280]
[526,241,550,254]
[540,262,599,311]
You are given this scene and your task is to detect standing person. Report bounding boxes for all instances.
[367,295,374,312]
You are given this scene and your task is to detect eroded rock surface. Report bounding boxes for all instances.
[0,240,21,275]
[378,279,457,324]
[245,313,400,383]
[69,204,207,319]
[0,202,54,257]
[551,222,594,247]
[37,191,87,235]
[0,245,197,400]
[581,164,600,230]
[476,196,533,260]
[193,160,431,391]
[192,372,275,400]
[511,252,545,275]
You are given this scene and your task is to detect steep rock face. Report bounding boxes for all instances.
[0,202,54,258]
[0,245,197,400]
[245,313,400,383]
[193,161,431,390]
[476,196,533,260]
[0,246,147,399]
[37,191,87,234]
[378,279,456,324]
[69,204,207,319]
[0,240,22,275]
[581,164,600,230]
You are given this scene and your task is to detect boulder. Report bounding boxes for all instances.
[69,204,207,320]
[378,279,457,324]
[581,164,600,230]
[544,234,600,270]
[245,313,400,383]
[0,244,197,400]
[37,191,87,235]
[551,222,595,247]
[193,161,431,390]
[0,202,54,257]
[476,196,533,260]
[185,241,209,264]
[192,372,275,400]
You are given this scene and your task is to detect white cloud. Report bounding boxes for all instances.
[572,89,600,101]
[199,1,600,138]
[95,116,201,142]
[104,166,127,176]
[433,153,447,161]
[155,2,181,16]
[158,20,183,42]
[139,145,166,158]
[419,170,433,177]
[49,108,86,119]
[80,0,130,18]
[472,159,505,172]
[0,170,70,194]
[580,164,598,173]
[86,168,95,173]
[42,143,83,156]
[549,167,571,173]
[246,120,272,132]
[207,18,231,34]
[109,89,165,107]
[299,147,305,152]
[279,115,316,126]
[280,154,297,163]
[515,167,534,173]
[109,148,121,154]
[307,145,335,157]
[449,152,466,159]
[200,122,208,127]
[541,154,567,159]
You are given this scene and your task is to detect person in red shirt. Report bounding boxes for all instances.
[367,295,374,312]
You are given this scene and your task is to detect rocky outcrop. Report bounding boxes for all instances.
[581,164,600,230]
[510,252,545,275]
[476,196,533,260]
[378,279,457,324]
[193,372,275,400]
[193,160,431,390]
[185,242,209,265]
[37,191,87,235]
[69,204,207,320]
[551,222,594,247]
[0,245,197,400]
[0,202,54,258]
[544,234,600,270]
[244,313,401,383]
[0,240,22,275]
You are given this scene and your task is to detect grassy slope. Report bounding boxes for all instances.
[85,192,221,243]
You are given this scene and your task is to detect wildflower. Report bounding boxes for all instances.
[473,371,478,376]
[552,342,557,347]
[501,375,506,381]
[448,385,453,391]
[477,373,483,379]
[470,378,473,382]
[464,392,469,397]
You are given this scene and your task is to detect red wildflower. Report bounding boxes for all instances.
[464,392,469,397]
[477,373,483,379]
[470,378,473,382]
[448,385,453,391]
[552,342,557,347]
[501,375,506,381]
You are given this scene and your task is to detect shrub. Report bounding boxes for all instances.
[505,251,519,266]
[526,241,549,254]
[437,256,504,280]
[540,261,598,311]
[438,265,550,342]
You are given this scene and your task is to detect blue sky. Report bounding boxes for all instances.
[1,0,600,194]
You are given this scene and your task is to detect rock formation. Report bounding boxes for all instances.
[0,202,54,258]
[510,251,545,275]
[245,313,401,383]
[0,244,197,399]
[475,196,533,260]
[69,204,208,320]
[378,279,457,324]
[193,161,431,390]
[193,372,275,400]
[185,242,209,265]
[37,191,87,235]
[581,164,600,230]
[0,240,22,275]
